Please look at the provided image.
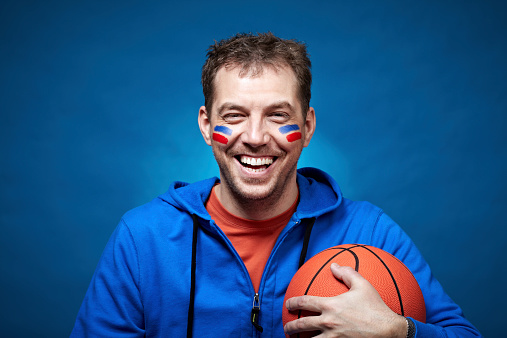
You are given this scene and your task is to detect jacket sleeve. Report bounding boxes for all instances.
[71,220,145,337]
[371,212,482,337]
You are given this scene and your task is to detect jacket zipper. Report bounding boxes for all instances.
[208,220,262,332]
[207,218,304,334]
[251,293,263,332]
[251,219,303,334]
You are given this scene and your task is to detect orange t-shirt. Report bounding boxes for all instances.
[206,186,298,292]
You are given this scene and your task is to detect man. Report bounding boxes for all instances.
[72,33,481,337]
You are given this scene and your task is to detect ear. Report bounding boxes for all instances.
[303,107,316,147]
[198,106,212,146]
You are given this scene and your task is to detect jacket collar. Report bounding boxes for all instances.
[158,167,343,220]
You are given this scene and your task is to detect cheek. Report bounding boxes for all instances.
[278,124,302,143]
[212,125,234,145]
[285,132,302,143]
[212,133,229,145]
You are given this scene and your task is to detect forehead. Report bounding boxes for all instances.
[212,64,300,112]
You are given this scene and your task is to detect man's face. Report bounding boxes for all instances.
[199,64,315,203]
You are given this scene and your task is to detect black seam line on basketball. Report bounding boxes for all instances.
[320,243,364,255]
[355,244,405,317]
[319,245,364,272]
[296,245,361,322]
[294,245,361,338]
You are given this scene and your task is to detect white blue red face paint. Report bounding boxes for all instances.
[279,124,302,142]
[212,125,233,144]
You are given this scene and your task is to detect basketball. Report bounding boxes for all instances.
[282,244,426,337]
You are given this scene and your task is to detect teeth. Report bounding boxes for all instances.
[240,156,274,167]
[245,167,265,173]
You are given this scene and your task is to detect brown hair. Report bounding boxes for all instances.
[201,32,312,116]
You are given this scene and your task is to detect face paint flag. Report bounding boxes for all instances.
[279,124,301,142]
[212,125,232,145]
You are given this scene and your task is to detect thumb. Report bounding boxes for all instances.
[330,263,363,290]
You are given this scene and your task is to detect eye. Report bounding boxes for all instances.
[269,112,290,122]
[222,112,245,123]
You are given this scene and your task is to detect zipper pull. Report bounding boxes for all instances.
[251,293,263,332]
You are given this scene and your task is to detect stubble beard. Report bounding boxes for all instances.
[212,146,301,209]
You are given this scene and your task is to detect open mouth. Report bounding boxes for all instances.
[236,155,275,173]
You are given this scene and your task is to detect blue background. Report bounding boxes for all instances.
[1,0,506,336]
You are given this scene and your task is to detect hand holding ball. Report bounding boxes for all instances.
[282,244,426,337]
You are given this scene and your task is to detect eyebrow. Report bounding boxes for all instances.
[265,101,295,112]
[216,103,245,116]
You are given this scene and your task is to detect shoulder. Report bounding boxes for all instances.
[118,195,192,245]
[321,195,385,229]
[120,177,217,233]
[340,198,383,218]
[122,196,178,224]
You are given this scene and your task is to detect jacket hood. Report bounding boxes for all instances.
[158,167,343,220]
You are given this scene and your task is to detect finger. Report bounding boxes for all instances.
[285,295,324,313]
[283,314,322,336]
[330,263,365,290]
[311,333,325,338]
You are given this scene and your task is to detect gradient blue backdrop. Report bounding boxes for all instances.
[1,1,506,336]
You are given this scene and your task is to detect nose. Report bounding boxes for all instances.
[241,118,270,147]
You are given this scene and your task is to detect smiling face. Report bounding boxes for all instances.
[199,64,315,216]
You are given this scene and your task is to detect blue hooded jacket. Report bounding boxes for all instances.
[71,167,480,337]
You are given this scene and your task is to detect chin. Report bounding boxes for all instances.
[231,180,277,201]
[216,154,298,203]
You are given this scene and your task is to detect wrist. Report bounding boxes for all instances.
[405,317,416,338]
[388,315,409,338]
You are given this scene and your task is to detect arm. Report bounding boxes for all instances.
[284,263,407,337]
[71,220,145,337]
[374,212,481,337]
[284,211,481,337]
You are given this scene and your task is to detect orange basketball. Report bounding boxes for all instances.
[282,244,426,337]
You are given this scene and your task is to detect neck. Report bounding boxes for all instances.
[215,180,299,221]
